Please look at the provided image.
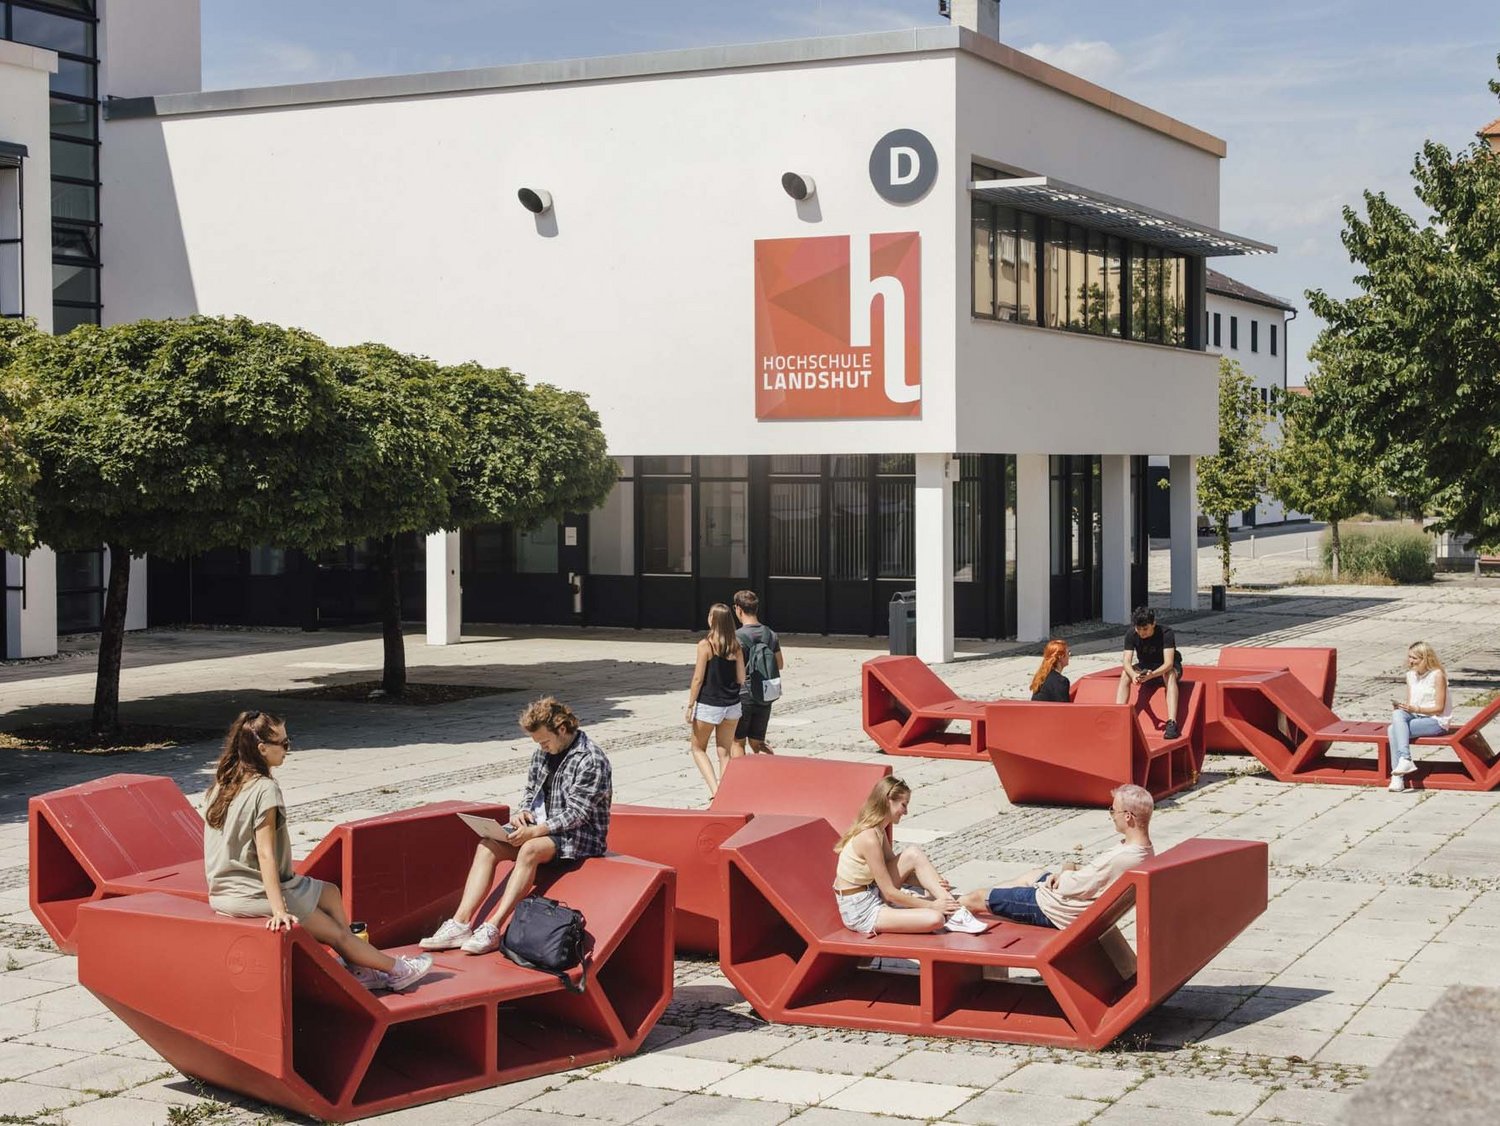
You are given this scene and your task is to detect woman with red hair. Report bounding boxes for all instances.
[1029,640,1071,702]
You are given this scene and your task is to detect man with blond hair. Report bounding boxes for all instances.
[961,784,1155,928]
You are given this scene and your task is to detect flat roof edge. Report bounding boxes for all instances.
[106,26,963,121]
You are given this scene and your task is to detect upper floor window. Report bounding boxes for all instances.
[1250,320,1259,353]
[0,155,20,318]
[1230,316,1239,349]
[1213,312,1221,347]
[1270,323,1279,356]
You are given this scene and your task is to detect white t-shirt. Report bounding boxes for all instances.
[1407,668,1451,725]
[1034,842,1154,929]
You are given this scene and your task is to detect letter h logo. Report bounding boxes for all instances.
[754,232,921,420]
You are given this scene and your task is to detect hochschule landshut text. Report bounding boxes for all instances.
[761,350,874,391]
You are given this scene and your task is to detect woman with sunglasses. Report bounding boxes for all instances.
[202,710,434,992]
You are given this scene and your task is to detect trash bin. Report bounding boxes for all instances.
[888,590,917,656]
[1211,584,1227,611]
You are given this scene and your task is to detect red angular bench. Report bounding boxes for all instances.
[29,772,509,954]
[1077,646,1337,755]
[862,655,990,759]
[1220,669,1500,790]
[76,849,674,1123]
[609,755,891,955]
[718,815,1266,1049]
[982,679,1205,806]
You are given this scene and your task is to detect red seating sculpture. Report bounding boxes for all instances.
[609,755,891,955]
[30,774,208,954]
[862,655,990,759]
[1219,669,1500,790]
[718,815,1266,1049]
[74,845,674,1122]
[1077,645,1337,755]
[983,680,1205,806]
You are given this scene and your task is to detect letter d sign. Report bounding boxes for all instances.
[870,129,938,203]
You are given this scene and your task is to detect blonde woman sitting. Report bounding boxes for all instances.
[1388,640,1452,792]
[833,777,984,935]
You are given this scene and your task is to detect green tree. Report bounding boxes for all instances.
[1197,357,1272,587]
[1306,57,1500,541]
[1270,377,1380,578]
[0,318,39,553]
[13,316,350,733]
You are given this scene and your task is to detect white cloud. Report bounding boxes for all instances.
[1020,39,1126,85]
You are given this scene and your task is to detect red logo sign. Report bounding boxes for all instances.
[754,232,921,419]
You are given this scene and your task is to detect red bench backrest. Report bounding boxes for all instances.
[863,656,961,711]
[721,815,844,939]
[711,756,891,835]
[1219,646,1337,706]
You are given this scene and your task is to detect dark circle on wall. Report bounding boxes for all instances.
[869,128,938,204]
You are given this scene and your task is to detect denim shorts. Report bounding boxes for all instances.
[693,701,743,725]
[985,877,1058,929]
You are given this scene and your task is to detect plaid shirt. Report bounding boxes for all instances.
[520,729,612,860]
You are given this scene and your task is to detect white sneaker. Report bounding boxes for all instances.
[385,954,434,992]
[1387,776,1407,792]
[1391,758,1418,776]
[943,907,988,935]
[419,918,473,950]
[348,965,389,991]
[460,922,501,955]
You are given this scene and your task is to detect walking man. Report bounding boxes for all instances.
[731,589,785,756]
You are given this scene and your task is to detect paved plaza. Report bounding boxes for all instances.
[2,539,1498,1124]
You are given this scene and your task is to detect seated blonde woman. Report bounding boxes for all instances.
[833,777,984,935]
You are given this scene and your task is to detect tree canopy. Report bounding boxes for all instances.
[1305,56,1500,541]
[1197,357,1272,587]
[0,318,39,554]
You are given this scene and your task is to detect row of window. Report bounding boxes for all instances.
[1207,311,1278,355]
[0,1,101,331]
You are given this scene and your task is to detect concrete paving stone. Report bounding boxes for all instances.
[658,1028,802,1063]
[1340,1004,1425,1040]
[948,1088,1104,1126]
[704,1065,859,1105]
[875,1048,1024,1088]
[1112,1074,1266,1115]
[627,1092,793,1126]
[0,973,75,1004]
[783,1109,905,1126]
[0,1041,88,1079]
[521,1079,686,1122]
[0,1080,81,1118]
[20,1053,170,1094]
[1227,997,1358,1032]
[350,1100,506,1125]
[818,1075,978,1119]
[112,1075,217,1107]
[592,1053,743,1092]
[1311,1030,1401,1067]
[1089,1105,1250,1125]
[53,1096,177,1125]
[995,1061,1139,1100]
[761,1036,909,1074]
[1363,981,1449,1011]
[1195,1019,1333,1059]
[13,1013,143,1053]
[1243,1086,1350,1124]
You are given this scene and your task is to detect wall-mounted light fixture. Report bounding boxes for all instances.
[781,172,816,201]
[517,188,553,215]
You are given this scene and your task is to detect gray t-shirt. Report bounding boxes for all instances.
[204,775,317,918]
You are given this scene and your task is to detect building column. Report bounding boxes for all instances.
[1169,454,1198,610]
[4,547,57,659]
[1100,454,1131,624]
[1014,453,1050,642]
[425,531,461,645]
[103,548,149,631]
[914,453,955,663]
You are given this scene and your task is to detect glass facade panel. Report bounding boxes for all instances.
[49,99,94,139]
[1104,236,1123,336]
[995,205,1019,321]
[876,479,914,578]
[1016,213,1037,324]
[698,455,748,477]
[877,454,914,474]
[49,136,95,180]
[11,7,92,54]
[515,519,559,573]
[588,481,633,575]
[830,454,867,477]
[699,480,748,577]
[56,590,101,632]
[641,482,691,574]
[52,262,97,304]
[51,56,94,98]
[468,524,507,569]
[769,481,819,577]
[50,179,96,223]
[249,546,288,576]
[971,199,993,318]
[51,302,95,333]
[830,479,867,580]
[639,456,690,475]
[1065,225,1086,330]
[769,454,818,474]
[1044,226,1064,329]
[953,479,979,581]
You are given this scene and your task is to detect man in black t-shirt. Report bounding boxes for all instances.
[1116,607,1183,738]
[731,589,784,756]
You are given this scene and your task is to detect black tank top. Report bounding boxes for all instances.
[699,648,740,707]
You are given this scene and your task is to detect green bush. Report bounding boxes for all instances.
[1321,525,1434,582]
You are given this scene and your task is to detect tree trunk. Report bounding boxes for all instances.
[376,534,406,696]
[1330,520,1341,581]
[1218,519,1233,588]
[91,544,132,736]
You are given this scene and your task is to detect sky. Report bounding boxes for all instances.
[200,1,1500,384]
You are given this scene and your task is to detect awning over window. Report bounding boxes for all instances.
[970,176,1274,257]
[0,140,28,168]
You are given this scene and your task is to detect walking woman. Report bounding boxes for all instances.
[832,777,984,935]
[1030,639,1072,702]
[684,603,747,796]
[203,711,433,991]
[1388,641,1452,792]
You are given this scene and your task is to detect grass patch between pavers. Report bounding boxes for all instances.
[0,723,219,756]
[1465,688,1500,708]
[280,680,516,706]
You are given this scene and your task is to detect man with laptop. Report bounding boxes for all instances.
[420,697,612,955]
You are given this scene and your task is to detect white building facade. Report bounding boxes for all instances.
[5,1,1273,661]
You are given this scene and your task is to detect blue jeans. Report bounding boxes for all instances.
[1389,710,1446,766]
[986,875,1058,929]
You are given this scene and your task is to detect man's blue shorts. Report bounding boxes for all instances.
[986,876,1058,929]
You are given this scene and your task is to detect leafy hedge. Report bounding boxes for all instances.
[1321,525,1434,583]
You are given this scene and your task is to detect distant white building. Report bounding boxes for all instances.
[1147,268,1302,535]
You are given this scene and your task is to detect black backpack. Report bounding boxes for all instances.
[500,895,590,993]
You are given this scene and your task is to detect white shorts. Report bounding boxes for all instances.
[693,701,742,725]
[834,884,928,936]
